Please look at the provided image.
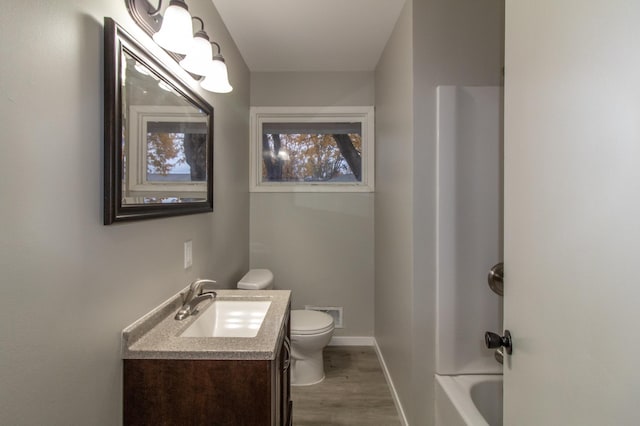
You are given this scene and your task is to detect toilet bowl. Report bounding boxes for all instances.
[290,309,334,385]
[237,269,335,386]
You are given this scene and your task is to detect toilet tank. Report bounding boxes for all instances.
[238,269,274,290]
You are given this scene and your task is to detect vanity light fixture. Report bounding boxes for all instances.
[200,42,233,93]
[125,0,233,93]
[152,0,193,54]
[179,18,213,76]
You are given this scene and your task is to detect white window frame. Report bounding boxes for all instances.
[128,105,208,194]
[250,106,375,192]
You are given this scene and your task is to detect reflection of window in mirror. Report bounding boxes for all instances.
[127,106,208,196]
[145,121,207,183]
[250,107,374,193]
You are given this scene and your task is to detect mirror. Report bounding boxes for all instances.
[104,18,213,224]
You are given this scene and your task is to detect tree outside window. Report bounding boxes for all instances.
[250,107,374,192]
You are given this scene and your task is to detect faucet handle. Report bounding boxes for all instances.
[197,279,218,295]
[182,279,218,303]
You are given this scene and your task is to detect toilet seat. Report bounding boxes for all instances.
[291,310,334,335]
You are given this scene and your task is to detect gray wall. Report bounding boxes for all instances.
[251,72,375,107]
[374,0,503,424]
[250,72,375,337]
[0,0,249,424]
[374,0,415,423]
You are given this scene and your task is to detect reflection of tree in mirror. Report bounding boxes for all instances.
[183,133,207,181]
[146,132,207,182]
[262,133,362,182]
[147,132,184,175]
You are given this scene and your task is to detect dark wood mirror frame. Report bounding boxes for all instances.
[103,17,214,225]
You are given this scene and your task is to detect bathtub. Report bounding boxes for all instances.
[435,375,503,426]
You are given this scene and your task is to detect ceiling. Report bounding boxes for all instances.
[210,0,406,72]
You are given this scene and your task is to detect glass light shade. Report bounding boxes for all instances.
[157,80,176,93]
[134,62,151,76]
[152,1,193,54]
[179,34,213,76]
[200,58,233,93]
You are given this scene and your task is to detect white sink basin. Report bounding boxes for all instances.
[180,300,272,338]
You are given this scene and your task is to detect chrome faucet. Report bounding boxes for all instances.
[175,279,218,320]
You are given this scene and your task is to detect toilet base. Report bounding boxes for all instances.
[291,350,326,386]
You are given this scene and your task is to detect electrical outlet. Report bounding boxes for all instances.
[184,240,193,269]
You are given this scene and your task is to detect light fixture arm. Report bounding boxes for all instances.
[211,42,222,57]
[191,16,211,42]
[146,0,162,16]
[126,0,164,34]
[192,16,205,33]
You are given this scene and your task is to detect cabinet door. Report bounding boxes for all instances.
[281,336,291,424]
[277,307,292,425]
[124,359,272,425]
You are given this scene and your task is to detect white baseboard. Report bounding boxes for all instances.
[328,336,375,346]
[374,339,409,426]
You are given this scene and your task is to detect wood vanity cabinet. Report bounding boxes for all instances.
[123,308,292,425]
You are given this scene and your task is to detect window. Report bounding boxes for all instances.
[250,106,374,192]
[128,106,208,200]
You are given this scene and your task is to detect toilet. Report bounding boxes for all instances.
[238,269,335,386]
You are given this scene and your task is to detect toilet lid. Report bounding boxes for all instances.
[238,269,274,290]
[291,310,334,335]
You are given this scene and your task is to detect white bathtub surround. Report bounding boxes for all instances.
[436,85,503,376]
[435,375,503,426]
[433,85,504,425]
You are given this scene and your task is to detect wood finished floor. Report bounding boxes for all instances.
[291,346,402,426]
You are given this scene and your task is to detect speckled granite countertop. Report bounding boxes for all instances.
[122,289,291,361]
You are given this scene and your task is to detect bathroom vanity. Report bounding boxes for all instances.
[121,289,292,425]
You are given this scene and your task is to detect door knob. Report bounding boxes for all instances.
[485,330,512,355]
[487,262,504,296]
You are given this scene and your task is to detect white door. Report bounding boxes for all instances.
[503,1,640,425]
